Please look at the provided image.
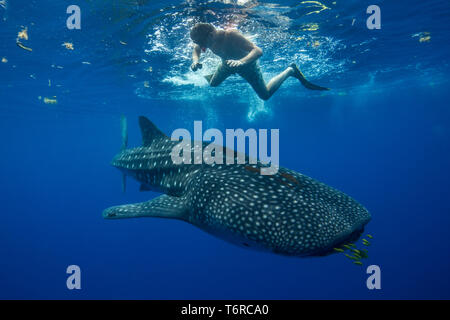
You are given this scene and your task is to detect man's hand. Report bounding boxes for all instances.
[226,60,244,68]
[191,61,202,72]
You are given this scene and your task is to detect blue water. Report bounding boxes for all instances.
[1,0,450,299]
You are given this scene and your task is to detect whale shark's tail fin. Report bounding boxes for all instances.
[139,116,169,147]
[103,195,188,221]
[120,115,128,192]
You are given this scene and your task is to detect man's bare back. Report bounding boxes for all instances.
[207,30,258,61]
[190,23,329,100]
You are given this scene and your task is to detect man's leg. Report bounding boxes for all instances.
[206,63,232,87]
[239,63,294,101]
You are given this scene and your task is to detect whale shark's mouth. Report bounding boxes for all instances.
[315,226,366,257]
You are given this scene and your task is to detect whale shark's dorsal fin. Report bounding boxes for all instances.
[139,116,168,147]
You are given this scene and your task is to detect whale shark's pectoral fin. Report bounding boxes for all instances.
[103,195,188,221]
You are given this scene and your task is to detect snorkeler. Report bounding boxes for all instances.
[190,23,329,101]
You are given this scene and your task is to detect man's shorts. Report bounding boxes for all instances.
[208,60,266,97]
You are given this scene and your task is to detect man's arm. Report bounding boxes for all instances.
[227,30,262,66]
[240,46,263,65]
[191,44,202,71]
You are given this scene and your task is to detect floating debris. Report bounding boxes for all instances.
[312,41,320,48]
[351,18,356,26]
[48,79,51,87]
[301,23,319,31]
[419,35,430,43]
[62,42,74,50]
[120,41,127,45]
[300,1,330,16]
[17,27,28,40]
[146,66,153,72]
[43,97,57,105]
[143,81,150,88]
[1,57,7,63]
[412,32,431,43]
[17,42,32,52]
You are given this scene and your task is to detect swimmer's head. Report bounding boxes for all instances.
[190,23,216,50]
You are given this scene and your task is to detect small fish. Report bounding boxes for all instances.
[366,234,373,239]
[351,249,361,255]
[333,248,344,253]
[345,254,360,261]
[359,251,368,259]
[343,244,352,250]
[353,261,363,266]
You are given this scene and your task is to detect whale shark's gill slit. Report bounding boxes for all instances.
[244,166,300,190]
[279,172,300,186]
[244,165,260,174]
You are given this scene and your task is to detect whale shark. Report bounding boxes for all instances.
[103,116,371,257]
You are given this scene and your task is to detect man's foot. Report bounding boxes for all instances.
[289,63,330,91]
